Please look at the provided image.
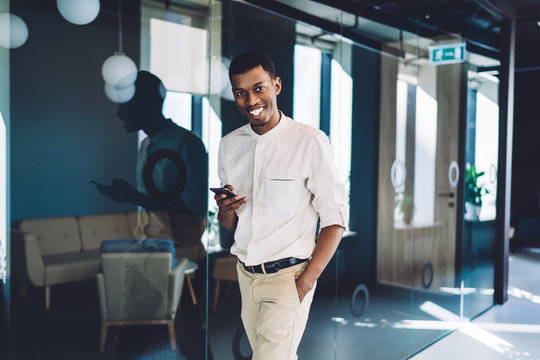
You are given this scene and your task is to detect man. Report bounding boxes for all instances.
[93,70,208,261]
[215,51,348,359]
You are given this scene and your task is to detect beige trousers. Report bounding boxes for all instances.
[236,261,316,360]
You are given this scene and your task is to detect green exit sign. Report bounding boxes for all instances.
[429,43,466,65]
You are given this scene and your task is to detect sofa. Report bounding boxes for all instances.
[11,212,141,309]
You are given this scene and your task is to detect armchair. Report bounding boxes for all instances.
[97,239,188,352]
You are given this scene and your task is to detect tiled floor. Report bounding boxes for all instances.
[411,248,540,360]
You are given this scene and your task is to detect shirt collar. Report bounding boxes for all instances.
[248,111,288,140]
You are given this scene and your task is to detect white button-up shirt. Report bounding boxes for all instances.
[218,113,348,266]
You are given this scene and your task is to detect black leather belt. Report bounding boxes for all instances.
[240,257,308,274]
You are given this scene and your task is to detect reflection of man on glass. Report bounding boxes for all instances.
[214,51,347,359]
[94,71,208,261]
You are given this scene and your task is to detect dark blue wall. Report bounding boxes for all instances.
[511,70,540,220]
[10,0,141,221]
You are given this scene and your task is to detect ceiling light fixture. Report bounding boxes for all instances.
[57,0,100,25]
[101,0,137,102]
[0,13,29,49]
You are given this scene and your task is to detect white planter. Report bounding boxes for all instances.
[465,203,481,221]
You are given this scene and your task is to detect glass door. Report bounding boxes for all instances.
[460,59,500,318]
[376,31,468,353]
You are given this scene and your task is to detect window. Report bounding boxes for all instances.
[294,43,352,225]
[475,90,499,220]
[330,58,352,220]
[163,91,192,130]
[395,77,438,225]
[293,44,321,129]
[414,85,437,225]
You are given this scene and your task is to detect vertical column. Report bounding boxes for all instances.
[347,45,379,282]
[0,0,10,356]
[495,14,516,305]
[319,53,331,137]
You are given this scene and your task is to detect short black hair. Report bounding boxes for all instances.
[133,70,166,103]
[229,50,276,80]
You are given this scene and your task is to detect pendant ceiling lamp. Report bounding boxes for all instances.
[0,13,29,49]
[101,0,137,102]
[57,0,100,25]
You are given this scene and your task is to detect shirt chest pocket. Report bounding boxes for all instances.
[264,176,304,198]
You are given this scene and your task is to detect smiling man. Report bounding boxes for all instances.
[215,51,348,359]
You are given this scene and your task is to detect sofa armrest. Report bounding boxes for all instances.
[11,229,45,287]
[96,273,108,320]
[168,257,188,319]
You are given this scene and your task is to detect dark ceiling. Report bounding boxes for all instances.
[312,0,540,70]
[516,0,540,70]
[314,0,503,56]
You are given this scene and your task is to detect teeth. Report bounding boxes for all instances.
[250,107,263,116]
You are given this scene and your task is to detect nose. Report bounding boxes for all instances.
[246,92,259,106]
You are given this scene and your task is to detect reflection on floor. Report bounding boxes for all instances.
[412,248,540,360]
[9,249,539,360]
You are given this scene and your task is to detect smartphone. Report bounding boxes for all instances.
[210,187,236,198]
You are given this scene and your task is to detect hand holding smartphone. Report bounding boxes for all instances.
[210,187,236,198]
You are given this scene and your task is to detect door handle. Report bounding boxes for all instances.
[438,192,455,198]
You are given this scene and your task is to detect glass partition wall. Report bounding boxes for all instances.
[4,0,503,359]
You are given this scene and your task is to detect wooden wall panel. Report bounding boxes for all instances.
[376,51,399,284]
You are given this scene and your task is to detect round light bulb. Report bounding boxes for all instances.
[194,58,231,96]
[219,57,235,101]
[101,53,137,88]
[104,83,135,103]
[57,0,100,25]
[0,13,29,49]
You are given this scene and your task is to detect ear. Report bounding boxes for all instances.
[274,77,282,95]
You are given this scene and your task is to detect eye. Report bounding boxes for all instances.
[235,91,246,97]
[255,86,264,92]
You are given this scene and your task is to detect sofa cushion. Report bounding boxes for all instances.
[43,249,101,285]
[78,213,131,251]
[19,217,81,256]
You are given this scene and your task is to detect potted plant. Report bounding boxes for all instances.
[464,163,489,220]
[395,192,414,225]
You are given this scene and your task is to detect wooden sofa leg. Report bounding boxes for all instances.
[45,286,50,310]
[168,320,176,350]
[212,279,221,312]
[186,273,197,305]
[100,321,109,352]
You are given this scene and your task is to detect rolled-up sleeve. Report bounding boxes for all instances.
[306,133,349,230]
